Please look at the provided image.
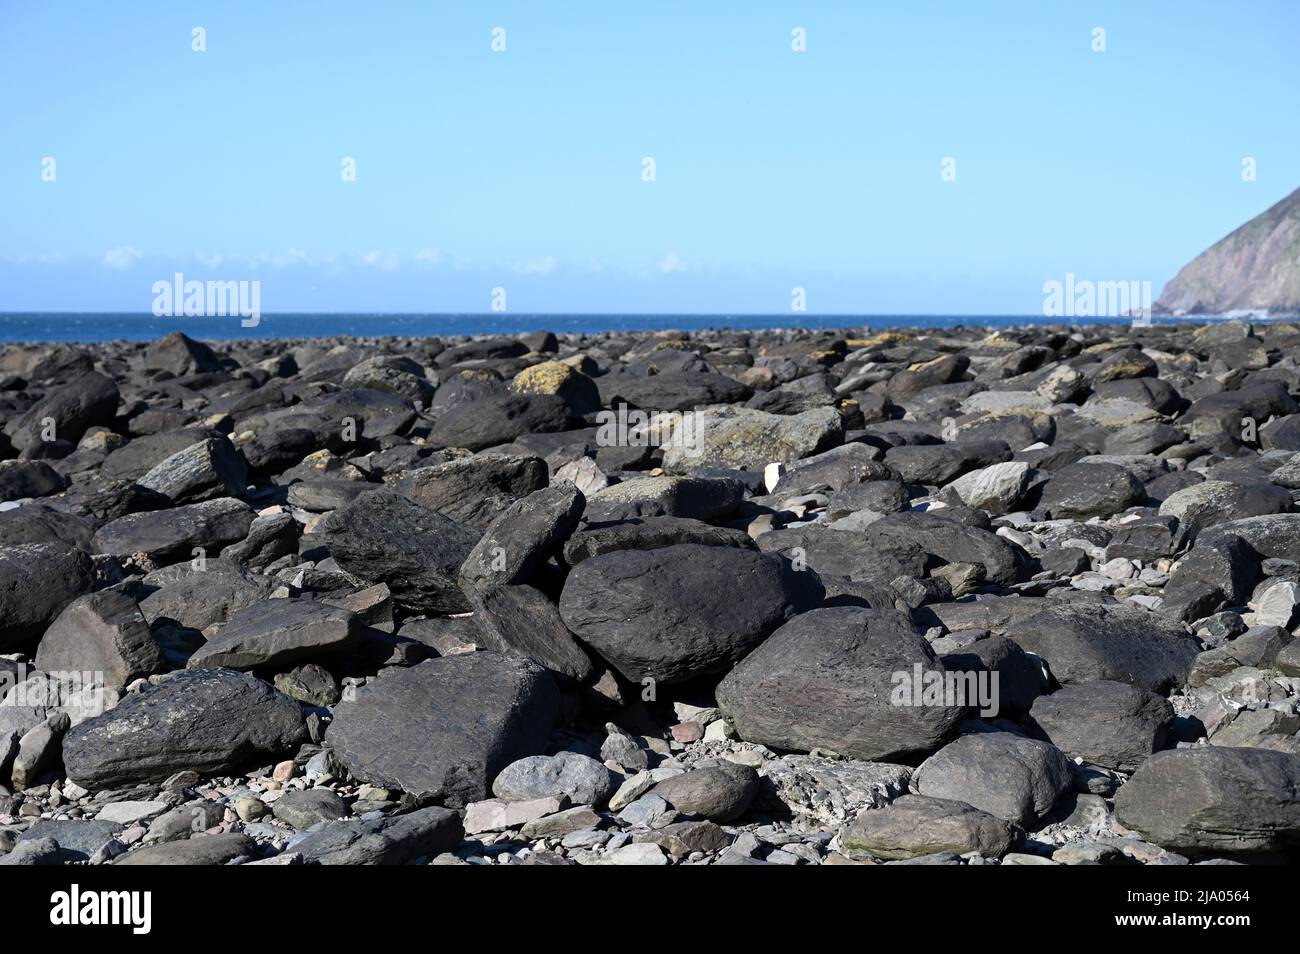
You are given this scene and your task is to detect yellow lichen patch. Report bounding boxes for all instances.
[907,355,949,372]
[651,339,691,353]
[301,450,335,470]
[846,331,911,348]
[1082,341,1131,354]
[512,360,574,395]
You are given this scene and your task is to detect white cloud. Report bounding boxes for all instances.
[657,250,687,273]
[413,248,442,266]
[102,246,143,270]
[360,250,400,270]
[521,256,558,275]
[194,252,224,269]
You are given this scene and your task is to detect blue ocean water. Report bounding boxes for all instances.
[0,312,1145,344]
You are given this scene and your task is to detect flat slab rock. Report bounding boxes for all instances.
[843,795,1014,861]
[186,597,362,671]
[62,668,306,789]
[326,652,560,807]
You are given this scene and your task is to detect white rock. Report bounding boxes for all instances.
[464,795,567,834]
[601,842,668,865]
[949,462,1031,512]
[1252,580,1300,628]
[94,800,170,825]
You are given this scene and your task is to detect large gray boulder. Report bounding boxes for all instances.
[843,795,1014,860]
[139,559,274,631]
[1013,602,1199,693]
[717,607,965,761]
[136,438,248,504]
[458,484,584,595]
[469,585,594,684]
[1039,462,1146,519]
[1027,680,1172,772]
[0,542,95,649]
[313,491,479,614]
[660,405,842,472]
[395,453,548,529]
[914,732,1072,826]
[558,544,802,684]
[63,669,306,789]
[1114,747,1300,855]
[492,752,615,807]
[582,475,745,522]
[35,589,162,689]
[327,653,560,807]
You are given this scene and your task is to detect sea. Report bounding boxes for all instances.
[0,312,1148,345]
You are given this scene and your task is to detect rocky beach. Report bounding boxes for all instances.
[3,319,1300,866]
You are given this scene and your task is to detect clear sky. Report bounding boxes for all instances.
[2,1,1297,315]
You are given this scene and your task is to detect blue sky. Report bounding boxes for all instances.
[2,1,1297,314]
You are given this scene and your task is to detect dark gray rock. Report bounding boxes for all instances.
[63,668,306,789]
[139,558,274,631]
[597,370,751,412]
[1040,462,1146,519]
[866,512,1023,586]
[0,503,95,549]
[459,484,584,595]
[394,453,548,529]
[92,497,256,565]
[582,475,745,522]
[843,795,1014,860]
[219,511,298,570]
[558,544,801,684]
[1027,680,1172,772]
[1014,603,1199,693]
[884,440,1011,485]
[292,806,463,864]
[6,372,119,455]
[35,589,162,689]
[0,460,65,501]
[136,438,248,504]
[0,542,95,649]
[313,491,479,614]
[650,760,760,822]
[429,394,573,451]
[187,598,362,671]
[272,788,350,830]
[756,524,927,583]
[144,331,221,376]
[1115,747,1300,855]
[941,634,1045,717]
[117,832,256,866]
[563,516,756,565]
[17,819,122,863]
[914,731,1072,826]
[492,751,616,806]
[469,584,594,683]
[717,607,965,761]
[326,653,560,807]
